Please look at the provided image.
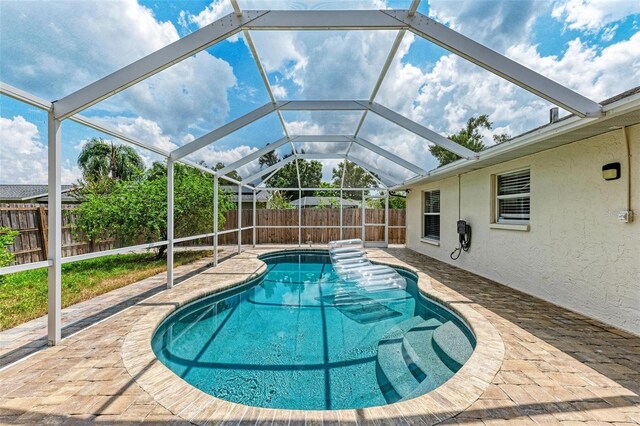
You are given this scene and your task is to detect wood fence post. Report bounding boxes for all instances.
[38,206,48,260]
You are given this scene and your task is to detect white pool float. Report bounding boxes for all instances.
[328,239,406,292]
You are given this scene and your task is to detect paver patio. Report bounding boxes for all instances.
[0,247,638,425]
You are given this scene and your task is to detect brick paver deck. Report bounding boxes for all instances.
[0,247,638,425]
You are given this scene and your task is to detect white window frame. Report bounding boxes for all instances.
[422,189,441,242]
[494,168,530,225]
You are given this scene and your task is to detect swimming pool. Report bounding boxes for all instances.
[152,251,475,410]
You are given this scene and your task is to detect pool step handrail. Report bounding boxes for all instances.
[328,239,406,292]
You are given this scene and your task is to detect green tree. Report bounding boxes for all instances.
[365,197,382,208]
[313,183,345,209]
[389,194,406,209]
[430,115,511,166]
[269,158,322,199]
[492,133,510,144]
[74,161,233,258]
[214,162,242,181]
[363,194,406,209]
[259,150,279,168]
[77,138,145,182]
[331,161,377,198]
[257,150,282,183]
[313,182,339,197]
[266,190,293,209]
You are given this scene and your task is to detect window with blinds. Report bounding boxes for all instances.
[423,190,440,240]
[496,169,530,223]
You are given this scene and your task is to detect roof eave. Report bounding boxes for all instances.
[394,89,640,190]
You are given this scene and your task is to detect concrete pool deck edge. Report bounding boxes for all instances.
[121,247,505,425]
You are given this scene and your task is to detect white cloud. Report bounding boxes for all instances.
[0,115,42,156]
[89,116,263,177]
[295,30,397,100]
[182,0,640,183]
[188,10,307,93]
[428,0,545,51]
[0,115,80,184]
[102,116,178,153]
[358,114,439,175]
[284,112,362,135]
[506,32,640,102]
[184,0,394,100]
[182,0,242,43]
[0,112,257,184]
[0,0,237,142]
[2,0,176,98]
[186,0,232,28]
[285,120,325,135]
[601,24,620,42]
[552,0,640,32]
[271,84,288,98]
[5,0,638,186]
[370,2,640,161]
[252,32,307,77]
[62,161,83,185]
[112,52,236,138]
[187,145,259,179]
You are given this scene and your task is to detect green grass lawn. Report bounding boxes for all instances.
[0,250,212,331]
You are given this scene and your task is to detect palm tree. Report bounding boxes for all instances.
[77,138,145,182]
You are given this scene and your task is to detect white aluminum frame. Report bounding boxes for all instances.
[51,10,600,121]
[0,2,606,346]
[47,112,62,345]
[170,100,477,161]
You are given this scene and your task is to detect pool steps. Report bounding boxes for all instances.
[328,239,406,292]
[431,320,474,371]
[376,317,473,402]
[376,316,427,399]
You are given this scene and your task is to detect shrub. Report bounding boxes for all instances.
[0,226,19,270]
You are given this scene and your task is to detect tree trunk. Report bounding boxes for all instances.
[110,143,117,179]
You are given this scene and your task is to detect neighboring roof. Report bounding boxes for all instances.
[0,184,75,202]
[220,186,269,203]
[291,196,360,207]
[397,86,640,189]
[220,185,254,194]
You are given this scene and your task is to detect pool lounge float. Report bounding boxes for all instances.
[328,238,407,292]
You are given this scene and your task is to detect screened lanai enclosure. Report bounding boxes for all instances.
[0,0,606,347]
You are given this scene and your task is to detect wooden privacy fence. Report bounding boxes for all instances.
[2,204,405,265]
[216,208,406,246]
[0,204,115,265]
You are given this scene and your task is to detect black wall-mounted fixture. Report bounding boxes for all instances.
[602,162,621,180]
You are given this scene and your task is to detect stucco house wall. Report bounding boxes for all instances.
[406,124,640,335]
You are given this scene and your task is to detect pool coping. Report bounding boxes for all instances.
[121,247,505,424]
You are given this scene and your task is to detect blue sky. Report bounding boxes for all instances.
[1,0,639,185]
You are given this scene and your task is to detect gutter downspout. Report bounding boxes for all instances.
[458,174,461,220]
[622,127,634,222]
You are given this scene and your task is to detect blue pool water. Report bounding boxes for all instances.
[152,251,475,410]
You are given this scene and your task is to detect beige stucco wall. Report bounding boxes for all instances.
[406,124,640,335]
